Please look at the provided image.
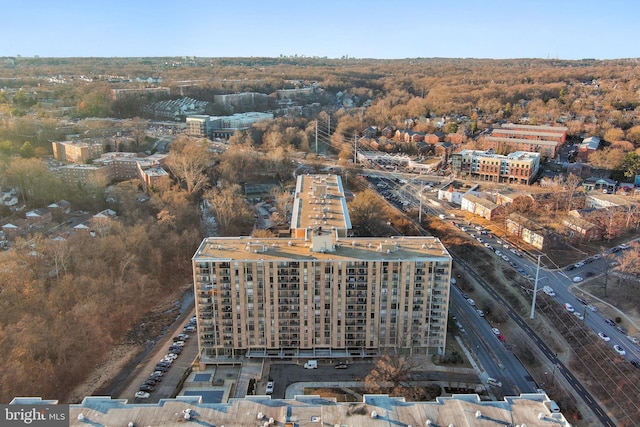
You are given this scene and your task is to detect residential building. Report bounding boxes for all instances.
[483,124,567,158]
[563,215,602,241]
[192,232,452,361]
[25,208,52,226]
[585,191,637,209]
[506,213,561,250]
[13,393,572,427]
[58,164,109,186]
[461,194,499,220]
[437,181,479,205]
[186,115,213,137]
[290,174,351,239]
[450,150,541,184]
[577,136,600,161]
[52,140,104,163]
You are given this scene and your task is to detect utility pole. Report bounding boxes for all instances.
[530,255,542,319]
[353,134,357,164]
[315,120,318,155]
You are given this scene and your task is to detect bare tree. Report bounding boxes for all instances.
[363,352,424,400]
[164,136,213,195]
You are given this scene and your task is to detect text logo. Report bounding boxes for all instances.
[1,405,68,426]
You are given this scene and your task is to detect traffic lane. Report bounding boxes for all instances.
[452,287,536,394]
[451,293,508,387]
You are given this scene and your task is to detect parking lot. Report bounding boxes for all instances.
[118,312,199,403]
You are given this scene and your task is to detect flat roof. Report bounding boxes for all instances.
[56,393,571,427]
[290,174,351,232]
[485,136,559,146]
[193,235,450,263]
[492,128,566,138]
[500,123,568,132]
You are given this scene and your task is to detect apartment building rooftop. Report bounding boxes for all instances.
[193,234,449,263]
[14,393,571,427]
[500,123,568,133]
[492,128,567,139]
[290,174,351,238]
[484,135,560,147]
[459,149,540,160]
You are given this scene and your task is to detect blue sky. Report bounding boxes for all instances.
[2,0,638,59]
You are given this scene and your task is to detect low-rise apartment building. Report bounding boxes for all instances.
[192,232,452,362]
[451,150,541,184]
[483,124,567,158]
[52,140,104,163]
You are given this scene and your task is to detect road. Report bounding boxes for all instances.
[449,286,537,397]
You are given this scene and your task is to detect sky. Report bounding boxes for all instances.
[1,0,638,60]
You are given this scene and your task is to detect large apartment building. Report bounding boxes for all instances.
[451,149,541,184]
[192,232,452,362]
[483,124,568,158]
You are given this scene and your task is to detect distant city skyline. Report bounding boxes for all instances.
[2,0,638,60]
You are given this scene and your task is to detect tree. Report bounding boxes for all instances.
[204,184,254,236]
[626,125,640,148]
[164,136,213,195]
[348,189,387,236]
[603,127,625,143]
[618,152,640,180]
[19,141,34,158]
[363,353,424,400]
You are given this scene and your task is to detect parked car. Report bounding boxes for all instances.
[265,381,274,395]
[467,298,476,306]
[491,328,500,335]
[574,312,584,321]
[604,318,616,327]
[135,391,150,399]
[572,276,583,283]
[630,359,640,369]
[564,303,575,313]
[139,384,154,392]
[598,332,610,342]
[334,362,349,369]
[476,309,485,317]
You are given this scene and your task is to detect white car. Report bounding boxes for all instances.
[573,312,584,320]
[564,303,574,313]
[598,332,610,342]
[467,298,476,306]
[572,276,584,283]
[626,335,640,345]
[265,381,274,394]
[491,328,500,335]
[486,377,502,387]
[476,309,485,317]
[614,345,627,356]
[574,262,584,268]
[135,391,150,399]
